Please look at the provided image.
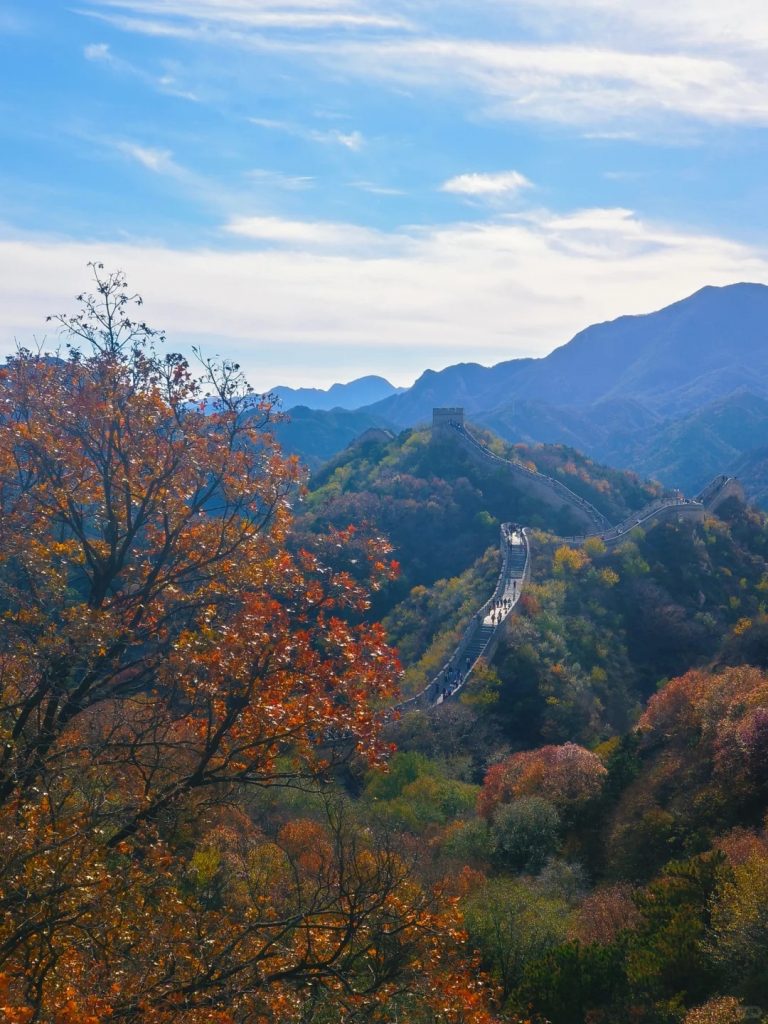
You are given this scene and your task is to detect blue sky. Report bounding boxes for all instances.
[2,1,768,389]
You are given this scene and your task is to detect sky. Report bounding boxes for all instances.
[2,2,768,390]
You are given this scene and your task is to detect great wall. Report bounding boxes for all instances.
[391,408,746,716]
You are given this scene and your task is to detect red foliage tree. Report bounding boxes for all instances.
[0,268,497,1023]
[478,742,607,821]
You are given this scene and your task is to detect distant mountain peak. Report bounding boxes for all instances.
[265,374,404,412]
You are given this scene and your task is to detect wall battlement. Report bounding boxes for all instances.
[435,408,608,532]
[432,407,464,433]
[391,409,744,717]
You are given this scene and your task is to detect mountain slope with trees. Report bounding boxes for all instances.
[378,495,768,1024]
[7,268,768,1024]
[277,283,768,503]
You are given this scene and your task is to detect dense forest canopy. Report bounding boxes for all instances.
[297,385,768,1024]
[0,268,494,1024]
[3,269,768,1024]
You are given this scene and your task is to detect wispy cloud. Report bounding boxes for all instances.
[79,1,768,132]
[501,0,768,56]
[336,38,768,129]
[246,169,315,191]
[112,141,312,218]
[224,214,389,250]
[249,117,294,132]
[441,170,532,199]
[311,128,364,150]
[78,1,414,34]
[351,180,405,196]
[249,117,366,150]
[84,41,113,61]
[116,141,183,175]
[83,40,199,100]
[110,141,234,209]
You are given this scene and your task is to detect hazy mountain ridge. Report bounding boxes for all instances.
[283,283,768,502]
[478,390,768,495]
[369,282,768,426]
[270,405,394,472]
[268,374,403,412]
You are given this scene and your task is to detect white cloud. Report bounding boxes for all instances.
[246,169,315,190]
[79,1,413,34]
[113,142,223,203]
[351,180,405,195]
[83,38,200,100]
[249,117,365,150]
[311,128,364,150]
[441,170,532,199]
[223,215,388,249]
[113,142,309,213]
[1,207,766,387]
[338,38,768,129]
[84,41,113,61]
[80,0,768,130]
[249,117,294,132]
[116,142,180,174]
[503,0,768,56]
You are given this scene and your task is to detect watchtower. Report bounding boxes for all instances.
[432,407,464,434]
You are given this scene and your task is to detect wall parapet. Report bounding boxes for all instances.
[383,410,744,721]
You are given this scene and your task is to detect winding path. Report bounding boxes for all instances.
[391,412,741,716]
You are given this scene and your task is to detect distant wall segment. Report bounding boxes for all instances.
[383,409,743,720]
[695,475,746,514]
[435,407,608,532]
[432,407,465,433]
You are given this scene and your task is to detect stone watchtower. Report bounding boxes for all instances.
[432,407,464,435]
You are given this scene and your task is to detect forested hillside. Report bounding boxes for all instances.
[6,272,768,1024]
[299,423,661,608]
[299,417,768,1023]
[0,273,495,1024]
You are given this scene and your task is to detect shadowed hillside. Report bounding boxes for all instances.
[279,284,768,504]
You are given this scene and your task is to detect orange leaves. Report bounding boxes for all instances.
[0,974,34,1023]
[0,273,422,1024]
[638,666,768,743]
[277,819,332,875]
[637,667,768,809]
[478,743,607,821]
[0,271,501,1024]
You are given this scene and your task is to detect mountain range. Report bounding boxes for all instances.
[268,374,402,412]
[272,283,768,499]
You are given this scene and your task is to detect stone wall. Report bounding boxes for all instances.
[432,407,465,434]
[447,417,608,533]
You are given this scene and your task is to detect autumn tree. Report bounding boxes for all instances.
[0,267,495,1023]
[478,743,607,822]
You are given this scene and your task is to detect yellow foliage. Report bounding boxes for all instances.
[552,545,590,575]
[583,536,607,557]
[683,997,752,1023]
[593,736,620,764]
[599,568,620,587]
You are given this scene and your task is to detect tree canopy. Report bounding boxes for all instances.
[0,267,494,1024]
